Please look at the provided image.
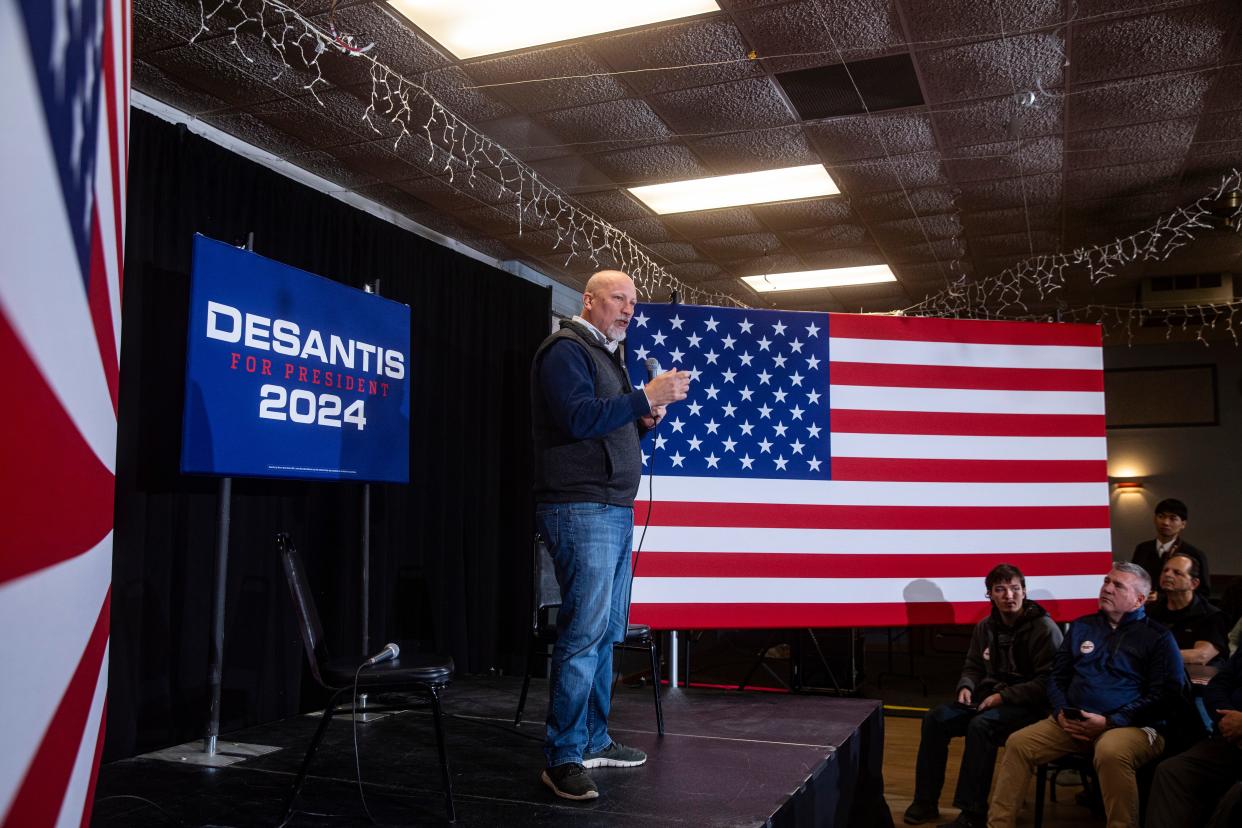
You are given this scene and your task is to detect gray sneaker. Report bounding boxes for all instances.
[582,741,647,768]
[541,763,599,800]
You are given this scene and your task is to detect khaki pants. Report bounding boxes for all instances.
[987,716,1164,828]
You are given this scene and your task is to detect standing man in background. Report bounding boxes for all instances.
[531,270,690,801]
[1133,498,1211,600]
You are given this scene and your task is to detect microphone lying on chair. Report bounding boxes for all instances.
[364,642,400,667]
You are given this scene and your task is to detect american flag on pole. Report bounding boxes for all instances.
[1,0,129,825]
[625,304,1109,630]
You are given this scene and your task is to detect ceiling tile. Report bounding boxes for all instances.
[135,0,203,56]
[852,186,958,221]
[612,217,679,244]
[422,66,513,123]
[871,213,964,244]
[721,252,806,277]
[966,230,1060,258]
[1065,158,1183,202]
[537,98,672,147]
[778,223,872,251]
[749,197,857,230]
[1067,119,1198,169]
[961,204,1061,235]
[1204,64,1242,113]
[588,142,711,186]
[693,232,783,260]
[831,153,948,194]
[957,172,1062,209]
[735,0,905,74]
[472,114,578,161]
[660,208,766,238]
[916,32,1065,105]
[465,43,630,113]
[689,127,819,175]
[943,136,1063,182]
[933,94,1063,148]
[898,0,1062,45]
[643,241,705,263]
[567,190,652,222]
[800,245,889,269]
[311,3,451,79]
[805,111,937,162]
[525,155,614,190]
[649,77,796,134]
[1068,71,1212,131]
[587,17,761,95]
[1071,2,1231,85]
[133,58,230,116]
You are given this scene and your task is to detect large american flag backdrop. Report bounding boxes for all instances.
[1,1,129,826]
[625,304,1110,630]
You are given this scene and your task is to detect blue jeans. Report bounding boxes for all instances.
[536,502,634,767]
[914,701,1043,815]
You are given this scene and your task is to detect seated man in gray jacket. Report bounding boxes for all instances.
[905,564,1064,828]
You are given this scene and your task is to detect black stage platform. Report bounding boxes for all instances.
[92,676,891,827]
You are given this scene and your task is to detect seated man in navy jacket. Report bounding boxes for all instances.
[987,562,1185,828]
[1146,646,1242,827]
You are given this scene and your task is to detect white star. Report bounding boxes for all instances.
[687,333,702,348]
[773,421,788,437]
[690,366,703,381]
[705,419,720,435]
[634,345,650,361]
[758,438,773,453]
[705,316,720,332]
[805,321,820,338]
[788,338,804,354]
[738,351,754,367]
[739,318,754,333]
[774,455,789,471]
[669,347,685,363]
[670,314,685,330]
[641,450,649,465]
[807,424,823,439]
[739,385,755,401]
[772,354,787,368]
[688,401,703,416]
[655,435,668,449]
[722,402,737,417]
[740,454,755,470]
[758,404,773,419]
[789,405,805,420]
[789,371,804,387]
[808,456,823,472]
[807,389,822,405]
[773,389,788,403]
[634,312,649,327]
[705,349,720,365]
[757,369,772,385]
[739,420,755,436]
[757,336,772,351]
[669,417,685,433]
[705,453,721,469]
[688,435,703,451]
[790,439,805,455]
[806,355,821,370]
[773,320,787,336]
[721,367,736,383]
[670,451,686,467]
[705,384,720,400]
[722,436,737,452]
[722,334,737,350]
[652,331,667,346]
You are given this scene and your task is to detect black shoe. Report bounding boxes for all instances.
[582,741,647,768]
[541,763,599,801]
[939,811,984,828]
[903,800,940,824]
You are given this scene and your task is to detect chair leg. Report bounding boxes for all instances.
[647,638,664,736]
[429,687,456,823]
[285,700,339,818]
[1033,765,1048,828]
[515,631,540,726]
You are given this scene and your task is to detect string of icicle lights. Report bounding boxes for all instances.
[190,0,747,307]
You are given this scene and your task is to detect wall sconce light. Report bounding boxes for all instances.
[1113,480,1144,493]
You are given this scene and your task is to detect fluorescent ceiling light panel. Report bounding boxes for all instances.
[628,164,840,214]
[742,265,897,292]
[387,0,721,59]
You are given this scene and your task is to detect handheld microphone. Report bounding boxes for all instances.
[364,642,400,667]
[645,357,663,381]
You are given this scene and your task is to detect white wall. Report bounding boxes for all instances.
[1106,341,1242,574]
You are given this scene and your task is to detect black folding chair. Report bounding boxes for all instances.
[513,533,664,735]
[277,532,456,822]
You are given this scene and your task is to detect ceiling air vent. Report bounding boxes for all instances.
[1140,273,1233,308]
[775,53,924,121]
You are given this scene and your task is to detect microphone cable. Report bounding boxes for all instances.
[351,663,380,825]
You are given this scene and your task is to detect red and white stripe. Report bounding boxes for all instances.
[631,313,1110,630]
[1,1,128,826]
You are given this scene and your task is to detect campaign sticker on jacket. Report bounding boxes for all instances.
[1080,640,1095,654]
[982,647,991,661]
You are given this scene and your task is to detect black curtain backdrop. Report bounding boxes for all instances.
[107,110,551,761]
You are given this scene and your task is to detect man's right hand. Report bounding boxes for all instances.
[957,687,972,705]
[644,369,691,407]
[1217,709,1242,744]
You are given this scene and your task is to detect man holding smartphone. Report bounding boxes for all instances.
[987,562,1186,828]
[904,564,1063,828]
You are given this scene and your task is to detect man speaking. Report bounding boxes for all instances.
[531,270,690,800]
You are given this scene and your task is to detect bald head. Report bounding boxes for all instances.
[581,270,637,341]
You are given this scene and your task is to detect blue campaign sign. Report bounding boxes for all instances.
[181,235,410,483]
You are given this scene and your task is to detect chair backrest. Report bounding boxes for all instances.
[532,534,561,633]
[276,531,329,685]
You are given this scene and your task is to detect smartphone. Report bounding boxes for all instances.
[955,701,978,710]
[1062,707,1086,721]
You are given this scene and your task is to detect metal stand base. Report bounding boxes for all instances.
[138,739,280,767]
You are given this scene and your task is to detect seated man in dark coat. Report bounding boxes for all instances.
[1146,645,1242,827]
[903,564,1063,828]
[1132,498,1210,600]
[1147,552,1228,667]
